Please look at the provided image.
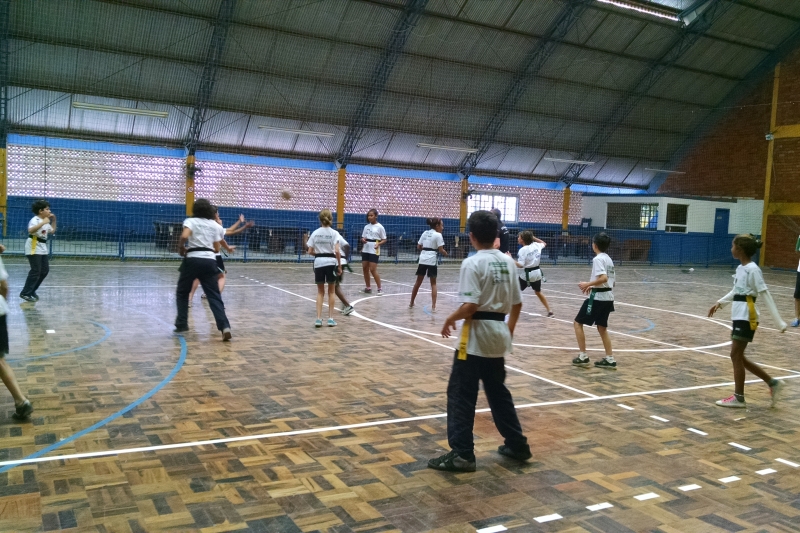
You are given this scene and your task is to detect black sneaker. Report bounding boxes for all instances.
[572,355,590,367]
[595,357,617,369]
[173,326,189,334]
[427,450,476,472]
[31,293,40,302]
[498,444,532,462]
[19,294,35,302]
[12,400,33,421]
[222,328,232,341]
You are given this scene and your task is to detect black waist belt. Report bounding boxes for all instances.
[316,253,336,258]
[365,238,378,242]
[29,236,47,243]
[472,312,505,321]
[524,266,540,272]
[733,294,756,302]
[592,287,612,293]
[422,247,437,252]
[186,247,215,254]
[586,287,612,315]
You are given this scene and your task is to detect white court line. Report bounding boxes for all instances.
[687,428,708,436]
[719,476,740,483]
[3,373,799,469]
[476,526,507,533]
[650,415,669,422]
[534,514,562,523]
[679,484,701,491]
[617,404,634,410]
[756,468,777,475]
[776,458,799,467]
[634,493,660,501]
[587,502,613,511]
[729,442,751,451]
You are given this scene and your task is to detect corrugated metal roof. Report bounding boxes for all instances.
[7,0,800,189]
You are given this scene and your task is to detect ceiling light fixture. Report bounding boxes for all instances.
[595,0,681,21]
[645,168,686,174]
[257,126,336,137]
[543,157,595,165]
[417,143,479,153]
[72,102,169,118]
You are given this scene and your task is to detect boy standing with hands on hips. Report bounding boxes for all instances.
[429,210,531,473]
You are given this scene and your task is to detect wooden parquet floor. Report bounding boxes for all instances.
[0,259,799,532]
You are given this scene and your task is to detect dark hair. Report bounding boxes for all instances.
[490,208,503,222]
[519,230,533,245]
[193,198,216,219]
[426,217,442,229]
[733,233,763,258]
[366,208,378,222]
[593,232,611,252]
[31,199,50,214]
[468,210,498,245]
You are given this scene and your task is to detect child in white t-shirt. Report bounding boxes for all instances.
[20,199,57,302]
[508,230,552,317]
[334,233,354,316]
[361,209,387,295]
[708,234,787,408]
[409,217,448,311]
[0,245,33,420]
[572,233,616,369]
[792,234,800,327]
[307,209,342,327]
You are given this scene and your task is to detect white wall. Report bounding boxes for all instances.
[582,196,764,234]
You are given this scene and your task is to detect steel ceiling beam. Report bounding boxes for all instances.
[560,0,733,185]
[335,0,427,167]
[185,0,236,156]
[457,0,591,178]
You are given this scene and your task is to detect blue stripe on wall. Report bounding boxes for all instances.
[9,134,185,158]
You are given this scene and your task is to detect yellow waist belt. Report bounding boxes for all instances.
[733,294,758,330]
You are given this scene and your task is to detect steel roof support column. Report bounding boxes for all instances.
[185,0,236,215]
[457,0,591,179]
[561,0,731,186]
[0,0,9,236]
[335,0,428,168]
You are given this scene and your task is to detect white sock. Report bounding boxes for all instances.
[605,355,615,362]
[578,352,588,359]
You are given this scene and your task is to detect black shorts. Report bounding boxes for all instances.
[794,271,800,299]
[314,265,337,284]
[0,315,7,357]
[216,255,226,274]
[415,264,438,278]
[519,278,541,292]
[731,320,757,342]
[362,253,379,263]
[575,299,614,327]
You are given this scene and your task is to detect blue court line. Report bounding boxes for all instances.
[0,336,187,474]
[626,318,656,334]
[423,305,433,316]
[9,321,112,363]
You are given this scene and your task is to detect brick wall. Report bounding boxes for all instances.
[659,47,800,268]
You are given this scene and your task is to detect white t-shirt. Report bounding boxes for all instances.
[183,217,224,260]
[724,262,768,322]
[362,223,386,255]
[418,229,444,266]
[337,234,349,266]
[456,249,522,358]
[797,258,800,273]
[0,256,8,316]
[590,253,615,301]
[307,227,340,268]
[517,242,544,282]
[26,216,52,255]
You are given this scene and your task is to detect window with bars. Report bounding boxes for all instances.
[607,203,659,230]
[467,192,518,222]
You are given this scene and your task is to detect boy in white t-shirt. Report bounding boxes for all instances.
[0,244,34,420]
[572,233,616,369]
[428,210,531,473]
[334,233,354,316]
[508,230,552,317]
[792,234,800,327]
[20,199,57,302]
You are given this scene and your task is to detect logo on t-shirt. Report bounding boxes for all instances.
[489,261,510,284]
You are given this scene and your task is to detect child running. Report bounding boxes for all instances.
[429,210,531,473]
[361,208,386,295]
[409,217,448,311]
[188,212,253,306]
[0,244,34,420]
[572,232,616,369]
[509,230,552,317]
[174,199,232,341]
[335,233,355,316]
[20,199,56,302]
[307,209,342,327]
[708,234,787,408]
[793,234,800,327]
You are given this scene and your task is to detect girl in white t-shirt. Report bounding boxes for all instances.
[360,209,387,295]
[307,209,342,327]
[793,235,800,327]
[409,217,448,311]
[508,230,552,316]
[708,234,787,408]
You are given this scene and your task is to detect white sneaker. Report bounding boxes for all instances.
[715,395,746,408]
